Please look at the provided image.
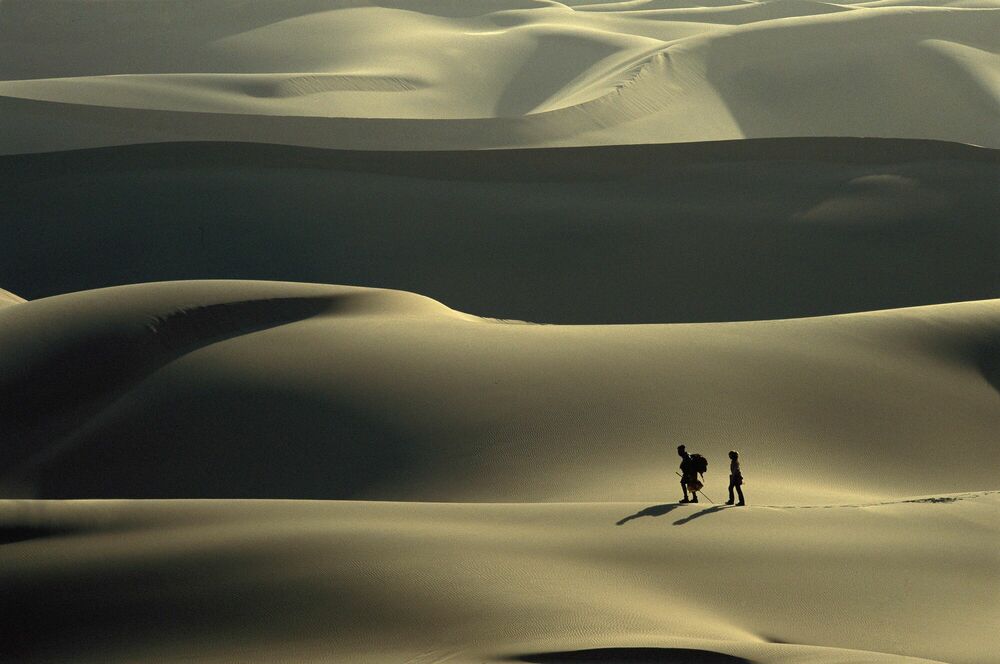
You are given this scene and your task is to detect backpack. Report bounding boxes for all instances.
[689,453,708,475]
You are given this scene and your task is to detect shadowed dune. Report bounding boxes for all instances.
[0,289,338,474]
[1,280,997,503]
[2,139,997,324]
[0,282,455,490]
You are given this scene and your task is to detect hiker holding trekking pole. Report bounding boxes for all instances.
[677,445,707,503]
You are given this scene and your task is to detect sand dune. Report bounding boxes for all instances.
[2,494,997,662]
[2,1,997,661]
[3,139,997,323]
[2,280,997,505]
[2,0,998,153]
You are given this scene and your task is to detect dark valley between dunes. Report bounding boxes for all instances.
[3,138,997,324]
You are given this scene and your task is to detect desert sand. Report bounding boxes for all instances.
[1,0,998,662]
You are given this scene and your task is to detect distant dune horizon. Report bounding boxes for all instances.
[2,0,998,153]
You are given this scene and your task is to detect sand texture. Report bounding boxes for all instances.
[2,0,999,153]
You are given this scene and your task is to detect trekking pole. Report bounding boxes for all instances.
[675,472,715,504]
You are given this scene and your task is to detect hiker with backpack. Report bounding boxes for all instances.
[677,444,707,503]
[725,450,746,506]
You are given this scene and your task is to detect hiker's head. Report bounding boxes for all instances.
[729,450,739,460]
[677,445,686,456]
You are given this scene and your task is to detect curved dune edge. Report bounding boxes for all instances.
[1,280,997,504]
[0,493,995,662]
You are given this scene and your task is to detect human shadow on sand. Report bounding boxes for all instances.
[672,505,731,526]
[516,646,752,662]
[616,504,683,525]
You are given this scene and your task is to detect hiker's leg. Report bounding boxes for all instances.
[681,480,689,502]
[736,485,745,505]
[726,482,735,505]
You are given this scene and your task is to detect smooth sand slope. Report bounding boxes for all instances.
[3,138,998,323]
[0,280,997,663]
[2,280,997,504]
[2,0,998,153]
[2,495,998,663]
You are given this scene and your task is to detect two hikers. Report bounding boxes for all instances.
[676,445,746,506]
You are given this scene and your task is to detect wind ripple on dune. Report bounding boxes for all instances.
[246,73,422,97]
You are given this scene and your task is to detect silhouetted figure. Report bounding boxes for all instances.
[678,445,702,503]
[725,450,745,506]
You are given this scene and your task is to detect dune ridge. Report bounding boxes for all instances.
[1,280,997,505]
